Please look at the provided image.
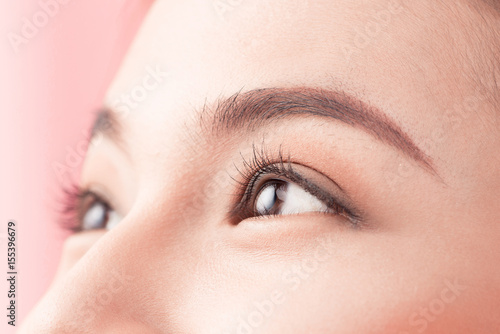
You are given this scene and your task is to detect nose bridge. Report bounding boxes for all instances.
[69,263,137,328]
[23,202,193,333]
[22,161,227,333]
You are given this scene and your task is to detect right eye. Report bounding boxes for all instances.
[254,179,332,217]
[78,192,121,231]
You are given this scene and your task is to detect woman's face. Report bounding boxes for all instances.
[22,0,500,333]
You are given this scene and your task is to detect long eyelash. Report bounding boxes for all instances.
[58,182,87,233]
[230,144,361,224]
[229,143,287,219]
[236,144,289,197]
[59,182,109,233]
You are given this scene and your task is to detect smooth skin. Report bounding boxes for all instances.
[21,0,500,333]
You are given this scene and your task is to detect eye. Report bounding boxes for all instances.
[232,149,361,224]
[78,192,121,231]
[255,179,331,216]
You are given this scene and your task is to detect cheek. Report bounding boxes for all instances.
[43,207,496,334]
[161,233,393,332]
[170,230,480,334]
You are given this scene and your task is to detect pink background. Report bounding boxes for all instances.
[0,1,152,332]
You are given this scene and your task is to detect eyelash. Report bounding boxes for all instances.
[59,184,110,232]
[230,144,360,223]
[59,145,360,232]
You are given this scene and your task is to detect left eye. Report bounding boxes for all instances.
[79,194,120,231]
[254,179,331,217]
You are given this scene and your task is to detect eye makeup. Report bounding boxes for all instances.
[59,184,116,232]
[60,143,362,233]
[229,144,362,225]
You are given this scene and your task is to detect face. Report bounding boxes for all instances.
[22,0,500,333]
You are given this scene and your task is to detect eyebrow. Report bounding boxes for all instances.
[92,87,435,173]
[206,87,434,172]
[91,107,121,140]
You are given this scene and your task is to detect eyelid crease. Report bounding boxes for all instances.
[284,167,362,224]
[229,143,362,225]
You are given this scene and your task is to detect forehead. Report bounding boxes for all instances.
[104,0,496,151]
[106,0,491,97]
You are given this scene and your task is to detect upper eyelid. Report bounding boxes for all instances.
[230,145,361,223]
[83,183,123,214]
[60,185,114,233]
[284,167,362,223]
[59,185,100,233]
[258,164,361,222]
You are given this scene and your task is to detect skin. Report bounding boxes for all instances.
[21,0,500,333]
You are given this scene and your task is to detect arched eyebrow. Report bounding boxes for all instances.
[204,87,435,173]
[91,107,121,140]
[91,87,436,174]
